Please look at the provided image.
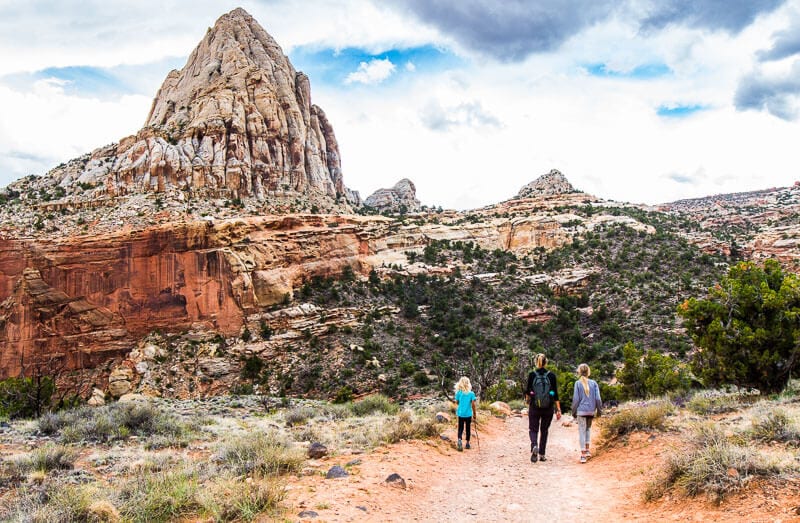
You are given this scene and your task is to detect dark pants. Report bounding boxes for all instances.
[529,407,554,455]
[458,416,472,441]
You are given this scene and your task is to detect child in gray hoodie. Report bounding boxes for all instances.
[571,363,602,463]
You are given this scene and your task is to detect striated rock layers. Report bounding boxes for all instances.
[48,8,359,206]
[516,169,577,199]
[364,179,421,213]
[0,195,652,378]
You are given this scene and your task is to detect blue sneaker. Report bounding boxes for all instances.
[457,439,463,451]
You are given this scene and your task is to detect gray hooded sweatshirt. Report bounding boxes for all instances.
[571,379,602,417]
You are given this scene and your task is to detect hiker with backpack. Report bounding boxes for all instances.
[571,363,603,463]
[454,376,477,451]
[525,353,561,462]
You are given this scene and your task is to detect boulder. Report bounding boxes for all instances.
[385,473,406,489]
[325,465,348,479]
[435,411,451,423]
[87,388,106,407]
[308,442,328,459]
[489,401,513,416]
[108,367,135,397]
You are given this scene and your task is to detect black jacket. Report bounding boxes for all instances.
[525,368,559,406]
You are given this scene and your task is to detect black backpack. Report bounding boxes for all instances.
[532,371,553,408]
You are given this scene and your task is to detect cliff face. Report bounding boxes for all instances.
[0,189,655,378]
[46,8,358,207]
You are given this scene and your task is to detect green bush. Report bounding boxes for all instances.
[600,400,674,440]
[349,394,399,417]
[0,375,55,419]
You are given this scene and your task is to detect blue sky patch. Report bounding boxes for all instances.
[289,45,462,87]
[584,62,671,79]
[1,57,186,99]
[657,104,708,118]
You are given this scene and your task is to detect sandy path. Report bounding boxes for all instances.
[405,415,628,522]
[286,413,640,522]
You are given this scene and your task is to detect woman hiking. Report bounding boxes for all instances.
[571,363,603,463]
[454,376,477,451]
[525,353,561,462]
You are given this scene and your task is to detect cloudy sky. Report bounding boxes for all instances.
[1,0,799,209]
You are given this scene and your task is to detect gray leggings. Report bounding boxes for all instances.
[578,415,594,448]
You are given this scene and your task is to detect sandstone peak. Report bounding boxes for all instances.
[364,178,422,213]
[43,7,358,210]
[516,169,577,199]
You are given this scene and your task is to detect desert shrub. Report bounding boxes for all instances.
[507,399,527,411]
[19,444,77,473]
[199,476,285,522]
[412,371,430,387]
[348,394,399,417]
[484,379,520,403]
[333,386,354,404]
[644,424,780,502]
[600,399,674,440]
[284,405,316,426]
[38,401,195,446]
[749,409,799,444]
[383,409,443,443]
[117,467,202,523]
[0,483,112,523]
[216,431,304,476]
[687,388,759,415]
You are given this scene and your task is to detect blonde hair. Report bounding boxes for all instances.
[577,363,591,395]
[455,376,472,394]
[535,353,548,369]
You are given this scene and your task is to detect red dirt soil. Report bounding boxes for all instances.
[283,413,800,522]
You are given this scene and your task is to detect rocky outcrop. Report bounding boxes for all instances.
[0,203,654,378]
[364,179,421,213]
[516,169,577,199]
[44,8,357,208]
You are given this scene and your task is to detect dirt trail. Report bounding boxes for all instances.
[285,413,800,522]
[286,414,639,522]
[405,415,632,522]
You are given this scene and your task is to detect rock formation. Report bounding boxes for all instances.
[44,8,359,208]
[364,179,421,213]
[516,169,577,199]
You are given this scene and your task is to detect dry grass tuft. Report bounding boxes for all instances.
[600,399,674,441]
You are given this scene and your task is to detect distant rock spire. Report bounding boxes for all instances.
[50,7,358,206]
[516,169,577,199]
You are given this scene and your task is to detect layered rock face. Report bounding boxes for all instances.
[49,8,357,206]
[364,179,422,212]
[516,169,577,199]
[0,195,656,378]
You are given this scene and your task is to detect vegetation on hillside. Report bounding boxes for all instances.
[253,212,731,404]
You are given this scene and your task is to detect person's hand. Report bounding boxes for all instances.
[556,411,561,420]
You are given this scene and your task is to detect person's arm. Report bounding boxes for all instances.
[550,372,562,419]
[471,398,477,421]
[594,381,603,417]
[571,381,579,418]
[525,372,534,402]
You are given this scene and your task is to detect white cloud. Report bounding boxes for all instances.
[405,61,417,72]
[1,0,800,209]
[345,58,397,85]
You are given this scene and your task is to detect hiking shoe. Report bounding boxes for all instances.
[538,455,546,462]
[580,454,587,464]
[465,442,471,449]
[530,452,538,463]
[457,440,463,451]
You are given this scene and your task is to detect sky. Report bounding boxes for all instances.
[1,1,799,209]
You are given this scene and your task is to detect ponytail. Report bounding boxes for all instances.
[577,363,591,395]
[535,353,547,369]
